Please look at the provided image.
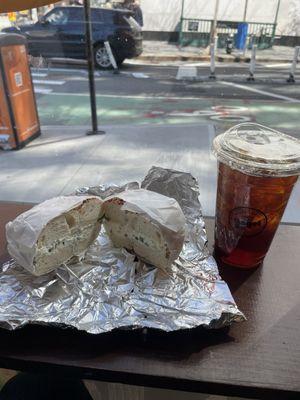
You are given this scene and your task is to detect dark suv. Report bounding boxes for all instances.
[2,6,143,68]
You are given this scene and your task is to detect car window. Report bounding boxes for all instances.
[44,8,69,25]
[68,7,84,22]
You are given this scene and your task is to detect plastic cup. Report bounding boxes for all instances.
[213,123,300,269]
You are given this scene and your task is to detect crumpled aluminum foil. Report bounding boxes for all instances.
[0,167,244,333]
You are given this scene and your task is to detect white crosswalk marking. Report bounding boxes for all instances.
[34,87,53,94]
[31,72,48,78]
[33,79,65,85]
[31,67,88,74]
[32,76,66,95]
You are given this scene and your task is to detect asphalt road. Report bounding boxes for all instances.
[34,61,300,97]
[32,60,300,137]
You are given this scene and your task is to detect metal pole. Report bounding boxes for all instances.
[287,46,300,83]
[179,0,185,47]
[84,0,105,135]
[210,0,220,45]
[247,44,257,81]
[242,0,249,56]
[274,0,281,26]
[243,0,248,22]
[209,38,217,79]
[272,0,281,42]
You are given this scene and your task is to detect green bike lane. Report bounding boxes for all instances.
[37,92,300,135]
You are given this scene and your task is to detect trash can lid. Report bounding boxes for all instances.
[0,33,27,47]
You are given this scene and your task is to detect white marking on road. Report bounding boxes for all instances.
[31,67,88,75]
[34,87,53,94]
[132,72,150,79]
[210,114,251,122]
[212,105,248,113]
[264,63,291,68]
[220,81,300,103]
[185,62,210,67]
[33,79,65,85]
[40,92,215,100]
[31,72,48,78]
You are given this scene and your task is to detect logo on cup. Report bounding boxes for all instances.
[229,207,267,237]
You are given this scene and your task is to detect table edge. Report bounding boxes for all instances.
[0,355,299,400]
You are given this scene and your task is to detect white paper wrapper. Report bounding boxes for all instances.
[103,189,186,268]
[6,195,102,276]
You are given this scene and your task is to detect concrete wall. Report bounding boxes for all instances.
[140,0,300,36]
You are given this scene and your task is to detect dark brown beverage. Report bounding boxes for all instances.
[213,123,300,269]
[214,162,298,268]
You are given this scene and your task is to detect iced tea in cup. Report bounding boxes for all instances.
[213,123,300,269]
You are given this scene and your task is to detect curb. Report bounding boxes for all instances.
[137,54,292,64]
[46,55,292,66]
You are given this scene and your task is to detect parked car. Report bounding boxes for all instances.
[2,6,143,69]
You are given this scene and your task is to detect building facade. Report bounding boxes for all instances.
[140,0,300,37]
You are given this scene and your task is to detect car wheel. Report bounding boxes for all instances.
[94,44,113,69]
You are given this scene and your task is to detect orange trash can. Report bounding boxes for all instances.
[0,33,40,150]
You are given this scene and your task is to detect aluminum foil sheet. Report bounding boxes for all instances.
[0,167,244,333]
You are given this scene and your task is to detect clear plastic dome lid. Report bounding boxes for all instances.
[212,123,300,177]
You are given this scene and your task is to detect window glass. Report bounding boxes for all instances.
[0,0,299,227]
[45,8,69,25]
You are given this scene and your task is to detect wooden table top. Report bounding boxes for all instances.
[0,202,299,399]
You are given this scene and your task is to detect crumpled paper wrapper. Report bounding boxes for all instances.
[0,167,244,333]
[5,195,102,276]
[103,188,186,268]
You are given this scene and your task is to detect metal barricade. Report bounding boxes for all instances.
[179,18,275,49]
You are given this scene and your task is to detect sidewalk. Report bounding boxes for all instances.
[0,124,299,223]
[47,42,298,67]
[0,123,217,218]
[140,41,297,64]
